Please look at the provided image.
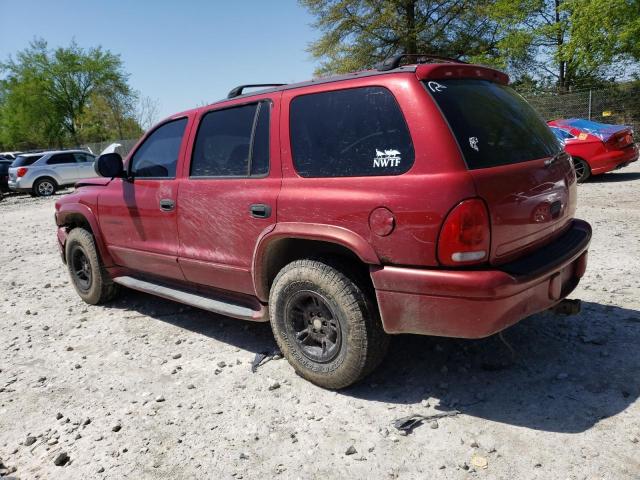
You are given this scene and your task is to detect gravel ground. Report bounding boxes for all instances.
[1,164,639,480]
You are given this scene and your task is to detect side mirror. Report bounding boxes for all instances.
[95,153,124,178]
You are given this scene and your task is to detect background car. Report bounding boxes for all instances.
[0,158,15,192]
[8,150,97,197]
[548,118,638,182]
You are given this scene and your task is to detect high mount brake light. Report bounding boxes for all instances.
[438,198,491,266]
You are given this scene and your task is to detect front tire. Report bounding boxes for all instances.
[33,177,57,197]
[65,228,119,304]
[269,259,389,389]
[572,157,591,183]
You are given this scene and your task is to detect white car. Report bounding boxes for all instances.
[8,150,97,197]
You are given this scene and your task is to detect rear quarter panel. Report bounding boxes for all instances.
[278,74,475,267]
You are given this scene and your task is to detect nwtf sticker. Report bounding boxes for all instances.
[373,149,401,167]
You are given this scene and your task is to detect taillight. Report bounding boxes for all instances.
[16,167,28,177]
[437,198,491,266]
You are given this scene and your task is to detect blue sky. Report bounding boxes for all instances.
[0,0,319,119]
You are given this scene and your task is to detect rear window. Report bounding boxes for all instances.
[290,86,414,177]
[427,79,560,169]
[12,155,42,167]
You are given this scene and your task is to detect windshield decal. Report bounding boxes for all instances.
[469,137,479,152]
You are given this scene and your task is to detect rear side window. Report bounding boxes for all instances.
[427,79,560,169]
[130,118,187,178]
[12,155,42,167]
[47,153,77,165]
[290,87,414,177]
[191,101,270,177]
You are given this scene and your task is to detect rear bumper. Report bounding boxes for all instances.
[8,178,31,192]
[371,219,591,338]
[590,144,638,175]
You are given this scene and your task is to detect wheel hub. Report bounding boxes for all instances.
[285,290,342,363]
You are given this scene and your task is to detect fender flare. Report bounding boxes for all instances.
[56,203,114,266]
[252,222,380,301]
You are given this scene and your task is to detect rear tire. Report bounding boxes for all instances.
[65,228,119,304]
[269,259,389,389]
[572,157,591,183]
[33,177,57,197]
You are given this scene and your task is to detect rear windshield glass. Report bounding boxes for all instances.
[426,79,560,169]
[12,155,42,167]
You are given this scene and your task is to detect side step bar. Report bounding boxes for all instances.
[112,276,267,322]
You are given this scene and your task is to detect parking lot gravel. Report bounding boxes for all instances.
[1,164,639,479]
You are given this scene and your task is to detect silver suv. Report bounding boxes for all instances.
[8,150,97,197]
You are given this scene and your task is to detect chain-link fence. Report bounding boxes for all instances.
[521,82,640,133]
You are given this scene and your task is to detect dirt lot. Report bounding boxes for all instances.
[1,164,639,480]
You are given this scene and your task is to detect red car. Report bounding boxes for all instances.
[548,118,639,182]
[55,55,591,388]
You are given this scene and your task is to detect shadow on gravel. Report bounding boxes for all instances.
[106,291,639,434]
[109,290,277,355]
[345,301,640,434]
[587,171,640,183]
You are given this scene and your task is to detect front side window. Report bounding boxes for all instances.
[191,101,270,177]
[130,118,187,178]
[290,86,414,177]
[73,153,94,163]
[47,153,76,165]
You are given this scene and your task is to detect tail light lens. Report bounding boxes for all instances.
[607,131,633,149]
[438,198,491,266]
[17,167,28,177]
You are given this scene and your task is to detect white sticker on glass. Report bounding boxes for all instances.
[373,149,401,167]
[469,137,479,152]
[427,81,447,93]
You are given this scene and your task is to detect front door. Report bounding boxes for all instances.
[177,97,281,295]
[97,117,190,281]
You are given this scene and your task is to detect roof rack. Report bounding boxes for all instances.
[227,83,287,99]
[376,54,467,72]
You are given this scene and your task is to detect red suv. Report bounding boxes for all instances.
[55,55,591,389]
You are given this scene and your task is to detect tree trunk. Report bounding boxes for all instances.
[555,0,567,91]
[404,0,417,55]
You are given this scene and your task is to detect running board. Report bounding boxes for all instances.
[112,276,267,322]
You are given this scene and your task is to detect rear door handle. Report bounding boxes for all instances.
[250,203,271,218]
[159,199,175,212]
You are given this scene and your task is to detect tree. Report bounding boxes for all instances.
[136,96,161,131]
[488,0,640,91]
[300,0,502,76]
[0,39,140,149]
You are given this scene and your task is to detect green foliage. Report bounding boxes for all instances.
[301,0,501,76]
[0,39,142,150]
[301,0,640,91]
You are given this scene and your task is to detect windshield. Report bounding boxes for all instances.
[12,155,42,167]
[426,79,561,169]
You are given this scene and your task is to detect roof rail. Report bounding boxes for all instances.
[227,83,287,99]
[376,54,467,72]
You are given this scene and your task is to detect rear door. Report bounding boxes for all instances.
[176,97,281,295]
[97,117,190,280]
[47,153,80,184]
[427,78,575,264]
